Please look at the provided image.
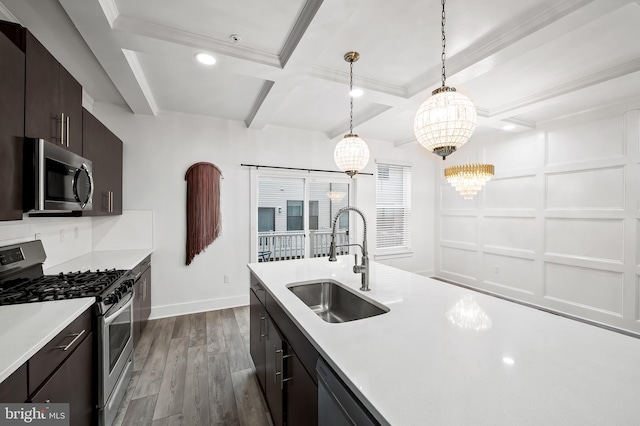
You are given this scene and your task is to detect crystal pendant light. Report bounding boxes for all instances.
[414,0,477,160]
[444,162,494,200]
[334,51,370,177]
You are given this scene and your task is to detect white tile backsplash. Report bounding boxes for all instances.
[0,210,154,268]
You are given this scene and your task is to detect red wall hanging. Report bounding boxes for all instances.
[185,162,222,265]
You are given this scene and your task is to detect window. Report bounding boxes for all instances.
[258,207,275,232]
[376,162,411,253]
[309,201,319,230]
[287,200,303,231]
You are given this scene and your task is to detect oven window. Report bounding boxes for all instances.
[46,159,77,202]
[108,304,132,372]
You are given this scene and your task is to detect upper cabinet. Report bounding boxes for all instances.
[82,109,123,216]
[0,28,25,222]
[0,22,83,156]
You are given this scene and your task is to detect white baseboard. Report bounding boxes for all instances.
[414,269,434,277]
[149,294,249,319]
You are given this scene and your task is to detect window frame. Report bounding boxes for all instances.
[375,160,412,257]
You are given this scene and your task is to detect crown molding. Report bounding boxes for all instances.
[279,0,324,67]
[310,66,408,99]
[0,2,19,23]
[245,80,275,128]
[97,0,119,28]
[122,49,158,116]
[328,104,392,139]
[114,15,282,69]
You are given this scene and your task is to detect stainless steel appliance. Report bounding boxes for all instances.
[23,138,94,212]
[0,240,134,426]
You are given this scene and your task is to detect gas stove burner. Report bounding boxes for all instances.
[0,269,129,306]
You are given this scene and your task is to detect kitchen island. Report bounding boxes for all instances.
[248,256,640,425]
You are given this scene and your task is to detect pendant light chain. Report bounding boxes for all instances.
[349,59,354,134]
[441,0,447,88]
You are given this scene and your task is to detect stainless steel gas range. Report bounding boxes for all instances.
[0,240,134,426]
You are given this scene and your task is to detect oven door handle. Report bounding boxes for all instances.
[103,294,134,325]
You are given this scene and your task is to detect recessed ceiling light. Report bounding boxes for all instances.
[349,88,364,98]
[195,53,216,65]
[502,124,516,131]
[502,357,515,365]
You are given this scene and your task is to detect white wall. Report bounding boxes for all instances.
[435,109,640,335]
[91,102,435,319]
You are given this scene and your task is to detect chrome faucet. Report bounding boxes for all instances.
[328,206,370,291]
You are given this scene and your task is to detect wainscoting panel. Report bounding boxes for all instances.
[484,217,536,252]
[544,263,623,315]
[440,183,477,211]
[440,247,478,281]
[482,253,536,294]
[545,218,624,263]
[546,166,625,210]
[441,216,477,245]
[484,176,537,210]
[546,116,624,166]
[484,133,540,173]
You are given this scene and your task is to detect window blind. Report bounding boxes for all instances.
[376,162,411,253]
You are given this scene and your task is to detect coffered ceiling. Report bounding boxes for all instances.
[2,0,640,145]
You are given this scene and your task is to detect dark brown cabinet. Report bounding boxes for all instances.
[31,332,94,426]
[82,108,123,216]
[0,363,27,403]
[249,275,319,426]
[133,256,152,345]
[0,28,25,221]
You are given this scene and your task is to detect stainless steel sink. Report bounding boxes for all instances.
[287,280,389,323]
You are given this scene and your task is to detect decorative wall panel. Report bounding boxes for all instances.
[482,253,536,294]
[546,116,624,165]
[441,216,477,245]
[546,167,625,210]
[440,247,477,280]
[544,263,623,314]
[483,217,536,252]
[485,133,539,172]
[545,218,624,262]
[484,176,537,210]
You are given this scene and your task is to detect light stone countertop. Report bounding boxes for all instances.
[248,256,640,426]
[0,298,95,383]
[44,249,152,274]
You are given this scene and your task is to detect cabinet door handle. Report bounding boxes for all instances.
[60,112,65,145]
[55,329,85,351]
[66,115,70,147]
[259,315,266,339]
[109,191,114,212]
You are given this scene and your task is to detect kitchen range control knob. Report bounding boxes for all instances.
[104,294,118,305]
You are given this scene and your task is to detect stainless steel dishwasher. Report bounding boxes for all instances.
[317,358,379,426]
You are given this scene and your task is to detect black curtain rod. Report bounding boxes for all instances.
[240,163,373,176]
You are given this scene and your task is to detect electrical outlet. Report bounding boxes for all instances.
[60,229,65,242]
[224,275,230,284]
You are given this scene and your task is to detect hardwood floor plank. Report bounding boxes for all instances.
[152,414,183,426]
[182,345,210,426]
[221,309,252,372]
[208,353,240,425]
[112,371,141,426]
[233,306,250,336]
[231,368,269,426]
[189,313,207,347]
[133,317,176,399]
[121,394,157,426]
[153,337,188,420]
[172,314,191,339]
[205,310,226,354]
[134,319,159,372]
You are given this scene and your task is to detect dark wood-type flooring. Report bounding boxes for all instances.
[113,307,272,426]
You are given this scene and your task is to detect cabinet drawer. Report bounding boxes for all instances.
[28,308,92,394]
[0,363,27,403]
[250,274,267,305]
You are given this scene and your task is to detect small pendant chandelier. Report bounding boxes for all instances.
[414,0,477,160]
[444,162,494,200]
[334,51,370,177]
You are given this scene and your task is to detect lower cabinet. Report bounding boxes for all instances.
[250,275,318,426]
[30,332,94,426]
[133,256,152,345]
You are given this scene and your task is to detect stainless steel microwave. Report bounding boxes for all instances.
[23,138,94,212]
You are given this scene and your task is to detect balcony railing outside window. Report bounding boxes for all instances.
[258,230,349,262]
